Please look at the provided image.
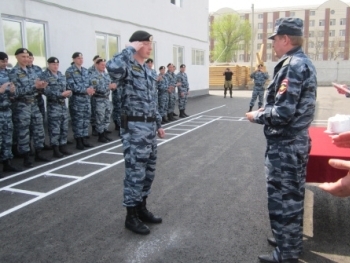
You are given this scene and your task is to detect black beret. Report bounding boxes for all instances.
[28,51,33,56]
[15,48,29,55]
[180,64,186,68]
[269,17,303,40]
[95,58,106,64]
[0,52,8,60]
[92,55,100,61]
[167,63,174,67]
[47,57,59,63]
[159,66,165,70]
[129,30,153,42]
[145,58,153,63]
[72,52,83,59]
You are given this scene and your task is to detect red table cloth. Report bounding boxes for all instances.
[307,127,350,183]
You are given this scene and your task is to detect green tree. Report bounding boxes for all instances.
[211,14,251,63]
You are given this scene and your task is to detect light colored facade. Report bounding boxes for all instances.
[210,0,350,63]
[0,0,209,96]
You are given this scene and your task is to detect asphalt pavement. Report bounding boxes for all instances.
[0,87,349,263]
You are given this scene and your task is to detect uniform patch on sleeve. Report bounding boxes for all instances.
[278,79,288,94]
[132,65,141,72]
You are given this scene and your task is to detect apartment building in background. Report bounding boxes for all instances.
[209,0,350,63]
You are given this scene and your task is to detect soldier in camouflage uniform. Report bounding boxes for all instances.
[0,52,20,177]
[176,64,190,118]
[9,48,51,167]
[90,58,116,143]
[248,64,269,112]
[106,30,165,235]
[165,63,180,121]
[65,52,95,150]
[41,57,72,158]
[88,55,101,137]
[157,66,169,124]
[246,18,317,263]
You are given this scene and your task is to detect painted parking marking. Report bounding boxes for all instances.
[78,161,110,166]
[2,188,44,196]
[46,173,81,180]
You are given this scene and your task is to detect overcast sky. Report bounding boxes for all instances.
[208,0,340,12]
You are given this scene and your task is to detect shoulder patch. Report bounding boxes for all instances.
[132,65,142,72]
[278,79,288,95]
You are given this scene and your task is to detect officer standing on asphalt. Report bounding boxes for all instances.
[88,55,101,137]
[246,18,317,263]
[41,57,72,158]
[106,30,165,235]
[165,63,179,121]
[223,67,233,98]
[176,64,190,118]
[248,64,269,112]
[157,66,169,124]
[65,52,95,150]
[90,58,116,143]
[9,48,51,167]
[0,52,20,177]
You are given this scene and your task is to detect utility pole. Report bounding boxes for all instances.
[250,3,254,72]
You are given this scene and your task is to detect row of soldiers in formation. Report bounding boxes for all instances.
[0,48,190,177]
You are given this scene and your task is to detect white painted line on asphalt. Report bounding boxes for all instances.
[164,133,181,135]
[177,124,199,127]
[166,128,191,131]
[102,151,124,155]
[78,161,110,166]
[46,173,81,180]
[3,188,44,196]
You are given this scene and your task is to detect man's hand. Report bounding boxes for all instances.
[180,92,184,98]
[157,128,165,138]
[176,82,181,87]
[62,90,72,97]
[157,76,162,81]
[319,159,350,197]
[9,83,15,93]
[0,82,10,93]
[109,83,117,90]
[129,41,144,51]
[245,110,258,122]
[332,131,350,148]
[86,87,95,96]
[40,81,48,89]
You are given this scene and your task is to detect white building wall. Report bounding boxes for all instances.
[0,0,209,96]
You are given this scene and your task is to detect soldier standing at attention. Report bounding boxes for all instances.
[90,58,116,143]
[248,64,269,112]
[165,63,180,121]
[65,52,95,150]
[41,57,72,158]
[157,66,169,124]
[9,48,51,167]
[106,30,165,235]
[145,58,157,78]
[88,55,101,137]
[0,52,20,177]
[223,68,233,98]
[176,64,190,118]
[246,18,317,263]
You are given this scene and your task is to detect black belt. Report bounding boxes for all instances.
[73,92,87,96]
[17,97,36,103]
[0,106,10,111]
[93,94,109,99]
[48,99,65,105]
[126,116,156,122]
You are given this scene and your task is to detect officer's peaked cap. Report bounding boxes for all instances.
[268,17,303,40]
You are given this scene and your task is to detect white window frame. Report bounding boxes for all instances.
[340,29,346,36]
[170,0,183,7]
[329,30,335,37]
[330,19,336,26]
[309,20,315,27]
[340,18,346,25]
[173,45,184,69]
[191,48,205,66]
[319,20,325,26]
[95,32,120,60]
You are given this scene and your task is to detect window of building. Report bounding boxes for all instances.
[266,43,272,49]
[340,29,346,36]
[170,0,182,7]
[257,43,262,50]
[267,22,273,29]
[2,17,47,68]
[318,54,323,60]
[95,33,119,60]
[173,45,184,68]
[319,20,325,26]
[310,11,315,16]
[290,12,295,17]
[329,41,334,47]
[191,49,204,65]
[309,31,314,37]
[257,33,263,39]
[309,20,315,27]
[339,52,344,59]
[318,42,324,48]
[318,31,324,37]
[339,41,345,47]
[258,23,263,29]
[340,18,346,25]
[330,19,336,26]
[266,54,272,61]
[149,42,157,68]
[329,30,335,37]
[258,14,263,19]
[308,42,314,48]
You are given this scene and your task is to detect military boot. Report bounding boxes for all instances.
[59,145,73,155]
[35,149,51,162]
[43,143,52,150]
[12,144,21,159]
[183,110,189,117]
[179,109,186,118]
[3,159,21,172]
[23,152,33,168]
[92,126,98,136]
[171,112,178,121]
[136,197,162,224]
[98,132,108,143]
[114,121,120,131]
[103,131,113,142]
[82,138,94,148]
[0,172,4,179]
[76,138,85,150]
[168,113,174,121]
[248,106,253,112]
[172,112,178,117]
[125,207,150,235]
[52,145,64,158]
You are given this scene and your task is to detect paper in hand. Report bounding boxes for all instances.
[332,82,350,94]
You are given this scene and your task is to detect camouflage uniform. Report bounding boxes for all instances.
[165,70,176,114]
[176,71,189,110]
[89,70,112,134]
[88,65,97,130]
[27,64,45,118]
[106,46,162,207]
[157,73,169,118]
[0,68,14,161]
[253,46,317,261]
[9,65,45,154]
[65,64,91,139]
[41,69,69,146]
[112,86,122,129]
[250,70,269,108]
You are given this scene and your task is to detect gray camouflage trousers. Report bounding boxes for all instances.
[168,91,176,114]
[0,109,14,161]
[158,92,169,117]
[112,89,121,127]
[121,121,157,207]
[13,101,45,154]
[93,97,112,133]
[178,92,188,110]
[265,134,310,261]
[250,86,265,108]
[90,97,96,127]
[47,102,69,146]
[70,95,91,138]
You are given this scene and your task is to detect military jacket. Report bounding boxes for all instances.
[157,73,168,94]
[0,68,13,108]
[254,46,317,139]
[176,72,189,93]
[90,70,111,97]
[40,69,67,100]
[65,64,90,94]
[27,64,42,78]
[9,65,38,99]
[250,70,269,87]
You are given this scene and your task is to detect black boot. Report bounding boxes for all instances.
[35,149,51,162]
[137,197,162,224]
[248,106,253,112]
[104,129,112,134]
[3,159,21,172]
[12,144,21,158]
[103,131,113,142]
[43,143,52,150]
[23,152,33,168]
[171,112,178,121]
[179,109,186,118]
[161,116,169,124]
[98,132,108,143]
[125,207,150,235]
[115,121,120,131]
[92,126,98,136]
[0,172,4,179]
[52,145,64,158]
[76,138,85,150]
[82,138,94,147]
[183,110,189,117]
[59,145,73,155]
[168,113,174,121]
[172,112,178,117]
